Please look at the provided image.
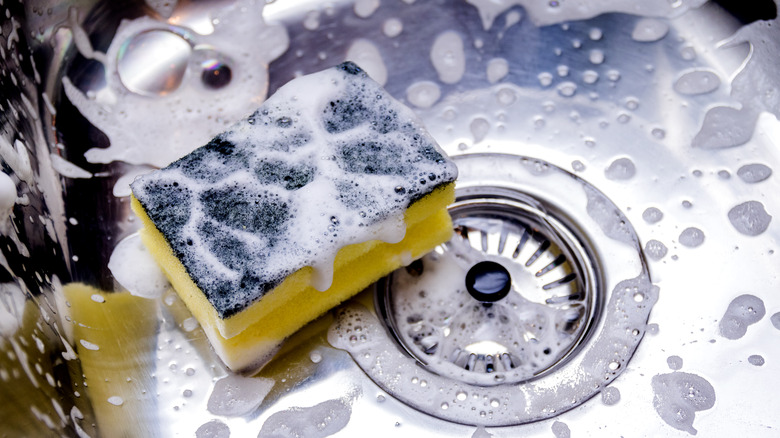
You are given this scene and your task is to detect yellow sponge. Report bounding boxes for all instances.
[130,62,457,372]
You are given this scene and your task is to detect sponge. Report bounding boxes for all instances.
[130,62,457,372]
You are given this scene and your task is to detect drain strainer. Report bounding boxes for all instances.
[379,193,600,386]
[328,153,655,426]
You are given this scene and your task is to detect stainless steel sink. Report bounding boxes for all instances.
[2,0,779,436]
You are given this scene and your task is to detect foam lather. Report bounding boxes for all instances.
[130,62,458,372]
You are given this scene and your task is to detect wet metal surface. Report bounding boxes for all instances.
[1,0,780,436]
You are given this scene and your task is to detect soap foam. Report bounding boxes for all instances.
[108,233,170,298]
[651,372,715,435]
[258,399,351,438]
[206,374,275,417]
[719,294,765,340]
[64,0,289,167]
[728,201,772,236]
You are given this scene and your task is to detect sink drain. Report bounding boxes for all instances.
[378,191,601,386]
[329,153,656,426]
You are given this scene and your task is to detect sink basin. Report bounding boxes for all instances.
[1,0,778,436]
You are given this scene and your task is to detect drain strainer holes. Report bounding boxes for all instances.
[379,195,600,387]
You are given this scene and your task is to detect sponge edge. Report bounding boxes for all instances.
[131,182,455,372]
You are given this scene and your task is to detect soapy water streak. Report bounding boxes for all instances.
[465,0,707,30]
[693,1,780,149]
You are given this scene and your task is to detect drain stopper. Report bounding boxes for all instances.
[465,261,511,303]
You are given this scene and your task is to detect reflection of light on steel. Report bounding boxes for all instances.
[3,0,780,435]
[117,30,192,96]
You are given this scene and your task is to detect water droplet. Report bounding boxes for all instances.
[470,117,491,143]
[486,58,509,83]
[79,339,100,351]
[651,128,666,139]
[583,70,599,84]
[552,420,571,438]
[674,69,720,95]
[601,386,621,405]
[679,45,697,61]
[737,163,772,184]
[201,59,232,90]
[107,396,124,406]
[679,227,705,247]
[643,207,663,224]
[310,351,322,363]
[406,81,441,109]
[557,81,577,97]
[589,49,605,65]
[667,355,683,370]
[728,201,772,236]
[556,65,569,77]
[383,18,403,38]
[605,157,636,180]
[572,160,586,172]
[303,10,320,30]
[441,402,449,410]
[771,312,780,330]
[456,391,467,401]
[607,69,621,82]
[354,0,380,18]
[496,87,517,106]
[748,355,765,366]
[645,240,668,260]
[589,28,603,40]
[631,18,669,42]
[182,317,199,332]
[196,420,230,438]
[538,71,553,87]
[431,30,466,84]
